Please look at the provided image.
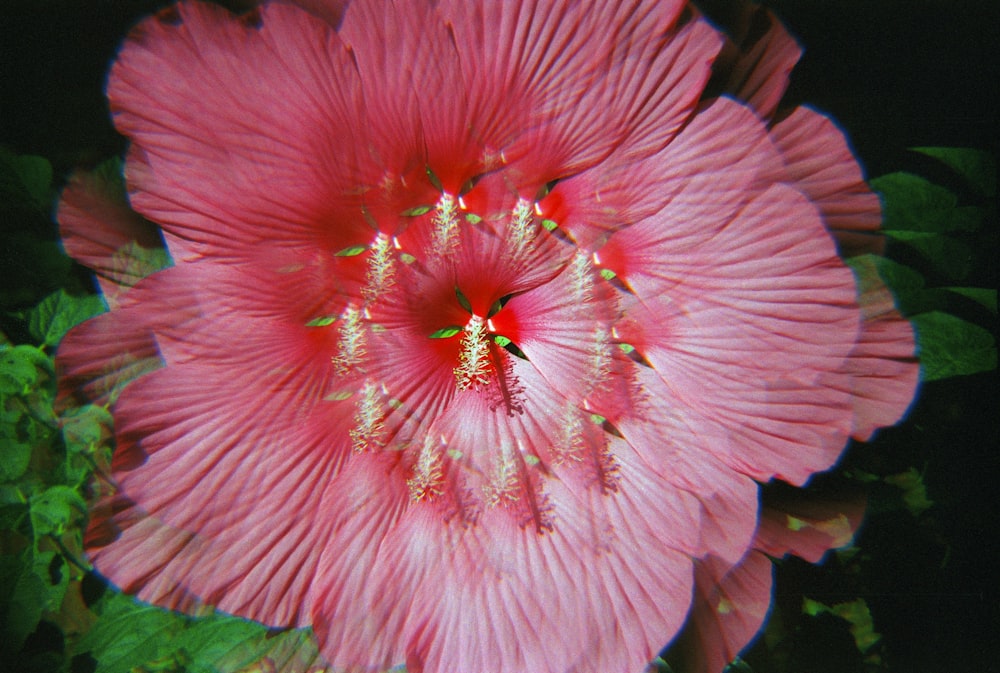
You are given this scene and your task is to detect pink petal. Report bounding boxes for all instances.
[842,256,920,440]
[567,5,724,164]
[755,490,866,563]
[715,5,802,120]
[549,97,784,251]
[669,551,774,673]
[336,0,476,194]
[55,298,162,409]
[770,107,885,256]
[285,0,348,27]
[109,1,376,260]
[57,166,166,308]
[313,457,697,673]
[616,371,761,564]
[492,251,619,403]
[609,183,860,484]
[98,359,359,626]
[437,0,715,191]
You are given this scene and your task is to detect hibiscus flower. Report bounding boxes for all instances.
[56,1,918,672]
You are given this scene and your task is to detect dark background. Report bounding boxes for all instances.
[2,1,997,672]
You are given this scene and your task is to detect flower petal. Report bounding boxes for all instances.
[312,464,697,673]
[55,298,162,409]
[755,488,866,563]
[714,4,802,120]
[667,551,774,673]
[842,256,920,440]
[100,359,360,626]
[57,166,167,307]
[610,182,860,484]
[109,1,374,259]
[549,96,783,250]
[770,106,885,256]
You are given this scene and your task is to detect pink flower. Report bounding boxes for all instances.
[56,1,918,672]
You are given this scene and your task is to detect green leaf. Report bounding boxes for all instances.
[851,255,996,317]
[882,229,974,283]
[3,550,47,652]
[0,149,52,211]
[911,311,997,381]
[0,235,73,308]
[0,484,28,530]
[801,597,881,654]
[911,146,997,198]
[429,326,462,339]
[0,344,51,395]
[401,205,432,217]
[111,240,173,281]
[73,592,328,673]
[0,435,32,482]
[942,287,997,314]
[26,288,106,347]
[884,467,935,516]
[334,244,368,257]
[73,592,183,673]
[29,485,87,540]
[872,171,983,233]
[305,315,337,327]
[60,404,113,455]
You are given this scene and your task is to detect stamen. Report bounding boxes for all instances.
[349,380,386,452]
[407,434,446,502]
[454,315,492,390]
[552,401,586,465]
[363,232,396,302]
[332,304,366,376]
[508,197,537,255]
[483,441,520,508]
[584,324,613,393]
[570,251,595,303]
[432,193,460,258]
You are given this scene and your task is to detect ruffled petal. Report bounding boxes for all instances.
[842,256,920,440]
[311,459,696,673]
[109,1,374,259]
[99,357,356,626]
[547,97,783,250]
[755,488,866,563]
[608,181,859,484]
[770,107,885,256]
[668,551,774,673]
[57,166,167,308]
[713,4,802,120]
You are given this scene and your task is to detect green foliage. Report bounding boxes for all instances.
[883,467,935,517]
[71,591,328,673]
[866,147,997,382]
[1,150,73,309]
[24,288,106,348]
[910,311,997,381]
[802,597,881,654]
[0,148,53,213]
[910,147,996,198]
[0,343,74,659]
[1,329,328,673]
